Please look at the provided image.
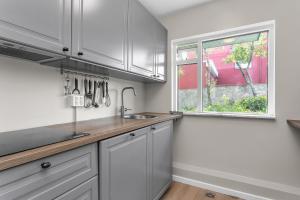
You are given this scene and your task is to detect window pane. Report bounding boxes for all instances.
[176,43,198,62]
[177,64,199,112]
[202,31,268,114]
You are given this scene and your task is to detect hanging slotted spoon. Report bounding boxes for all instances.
[105,81,111,107]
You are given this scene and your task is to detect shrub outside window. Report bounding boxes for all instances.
[172,21,275,118]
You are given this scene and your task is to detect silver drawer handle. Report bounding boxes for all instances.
[130,133,135,137]
[41,162,51,169]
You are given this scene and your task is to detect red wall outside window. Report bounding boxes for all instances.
[178,46,268,90]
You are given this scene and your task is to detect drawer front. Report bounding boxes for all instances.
[0,143,98,200]
[101,127,150,147]
[55,176,98,200]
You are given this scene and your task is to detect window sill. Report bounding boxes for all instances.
[182,112,276,120]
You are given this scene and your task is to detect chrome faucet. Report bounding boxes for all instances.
[121,87,136,118]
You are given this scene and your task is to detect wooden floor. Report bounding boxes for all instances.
[161,182,243,200]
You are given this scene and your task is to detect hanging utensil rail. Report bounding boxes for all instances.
[61,68,110,80]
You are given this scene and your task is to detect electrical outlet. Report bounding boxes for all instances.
[67,95,84,107]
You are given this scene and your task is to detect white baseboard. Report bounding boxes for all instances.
[172,162,300,200]
[173,175,273,200]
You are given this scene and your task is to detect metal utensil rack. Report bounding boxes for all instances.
[61,68,110,80]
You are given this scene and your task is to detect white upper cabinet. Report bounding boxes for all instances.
[0,0,71,55]
[72,0,128,70]
[128,0,156,78]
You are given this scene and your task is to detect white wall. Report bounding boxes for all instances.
[146,0,300,199]
[0,56,145,132]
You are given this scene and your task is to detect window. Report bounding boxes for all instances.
[172,21,275,118]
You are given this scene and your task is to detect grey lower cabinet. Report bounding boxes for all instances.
[150,121,173,200]
[100,121,173,200]
[100,127,149,200]
[72,0,128,70]
[0,144,98,200]
[55,176,98,200]
[0,121,173,200]
[0,0,71,55]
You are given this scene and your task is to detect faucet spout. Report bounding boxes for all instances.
[121,87,136,118]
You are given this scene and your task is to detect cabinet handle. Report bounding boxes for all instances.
[130,133,135,137]
[151,127,156,130]
[41,162,51,169]
[78,52,84,56]
[62,47,69,52]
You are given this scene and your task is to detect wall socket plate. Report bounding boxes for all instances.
[67,95,84,107]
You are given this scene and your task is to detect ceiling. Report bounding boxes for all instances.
[139,0,214,17]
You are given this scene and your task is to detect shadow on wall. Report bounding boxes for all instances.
[110,88,119,115]
[288,126,300,149]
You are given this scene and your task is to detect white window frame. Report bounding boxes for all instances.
[171,21,276,119]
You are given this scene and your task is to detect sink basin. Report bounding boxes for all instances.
[123,114,158,120]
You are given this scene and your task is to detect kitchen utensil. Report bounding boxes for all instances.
[101,81,106,105]
[105,81,111,107]
[64,74,71,95]
[92,80,99,108]
[84,78,91,108]
[97,81,103,106]
[87,79,93,107]
[72,77,80,94]
[68,95,84,107]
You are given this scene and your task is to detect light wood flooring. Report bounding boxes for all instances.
[161,182,243,200]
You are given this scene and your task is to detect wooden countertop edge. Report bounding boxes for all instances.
[287,119,300,129]
[0,113,180,171]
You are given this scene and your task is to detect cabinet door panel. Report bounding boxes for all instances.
[128,0,155,77]
[72,0,128,70]
[151,121,173,200]
[0,0,71,54]
[55,176,98,200]
[100,127,149,200]
[0,144,98,200]
[155,22,168,81]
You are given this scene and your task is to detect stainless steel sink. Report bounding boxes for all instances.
[123,114,158,120]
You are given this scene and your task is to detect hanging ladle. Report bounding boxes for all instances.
[105,81,111,107]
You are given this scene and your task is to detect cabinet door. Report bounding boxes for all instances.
[128,0,156,77]
[0,144,98,200]
[151,121,173,200]
[0,0,71,55]
[72,0,128,70]
[55,176,98,200]
[155,22,168,81]
[100,127,149,200]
